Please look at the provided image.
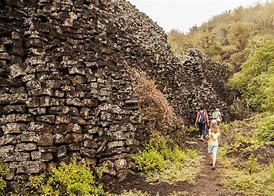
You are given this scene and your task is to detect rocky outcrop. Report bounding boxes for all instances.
[0,0,231,191]
[179,49,230,120]
[109,1,231,121]
[0,0,146,190]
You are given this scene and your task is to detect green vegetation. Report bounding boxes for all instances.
[168,2,274,70]
[109,189,151,196]
[29,158,104,196]
[132,2,274,194]
[168,2,274,117]
[219,113,274,161]
[0,161,9,194]
[255,114,274,142]
[186,125,197,134]
[132,135,201,184]
[244,156,259,174]
[229,39,274,112]
[219,113,274,195]
[220,152,274,196]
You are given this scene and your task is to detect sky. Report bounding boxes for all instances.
[128,0,269,33]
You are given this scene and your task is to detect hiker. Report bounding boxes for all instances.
[195,107,209,141]
[211,108,222,124]
[207,120,220,170]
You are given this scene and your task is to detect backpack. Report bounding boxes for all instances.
[212,111,218,119]
[198,111,206,123]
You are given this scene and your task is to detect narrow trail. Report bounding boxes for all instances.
[109,136,235,196]
[185,138,234,196]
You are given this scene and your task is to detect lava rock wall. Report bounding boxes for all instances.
[0,0,232,191]
[0,0,146,190]
[108,1,231,121]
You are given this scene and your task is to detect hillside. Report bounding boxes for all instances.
[168,1,274,71]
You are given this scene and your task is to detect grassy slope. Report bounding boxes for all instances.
[218,114,274,195]
[168,2,274,70]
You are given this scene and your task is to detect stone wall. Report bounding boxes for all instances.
[0,0,147,190]
[0,0,232,191]
[108,1,232,121]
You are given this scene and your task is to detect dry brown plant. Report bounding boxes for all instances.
[128,67,184,135]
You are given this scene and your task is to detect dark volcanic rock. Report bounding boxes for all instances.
[0,0,232,191]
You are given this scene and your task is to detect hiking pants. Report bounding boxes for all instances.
[198,122,207,137]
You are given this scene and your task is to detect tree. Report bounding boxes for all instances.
[229,39,274,112]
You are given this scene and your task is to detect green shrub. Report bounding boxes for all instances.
[225,171,257,191]
[0,161,9,194]
[29,158,104,196]
[160,142,188,163]
[172,145,188,162]
[230,136,266,158]
[221,161,274,195]
[186,125,197,134]
[132,136,201,184]
[184,149,199,159]
[270,165,274,181]
[244,156,259,174]
[255,114,274,142]
[132,148,166,172]
[219,124,229,133]
[229,39,274,112]
[132,137,190,173]
[222,113,274,160]
[219,114,274,195]
[219,144,229,158]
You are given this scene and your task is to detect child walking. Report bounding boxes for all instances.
[207,120,220,170]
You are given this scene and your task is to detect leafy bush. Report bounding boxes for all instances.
[221,162,274,195]
[244,156,259,174]
[232,137,262,152]
[221,113,273,163]
[186,125,197,134]
[133,148,166,172]
[184,148,199,159]
[0,161,9,194]
[132,136,201,184]
[219,123,231,133]
[255,114,274,142]
[29,158,104,195]
[132,136,190,173]
[218,144,229,158]
[229,39,274,112]
[219,114,274,195]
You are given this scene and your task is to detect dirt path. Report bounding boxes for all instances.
[186,138,233,196]
[109,137,234,196]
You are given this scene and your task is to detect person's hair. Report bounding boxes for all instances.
[211,119,217,125]
[210,120,219,132]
